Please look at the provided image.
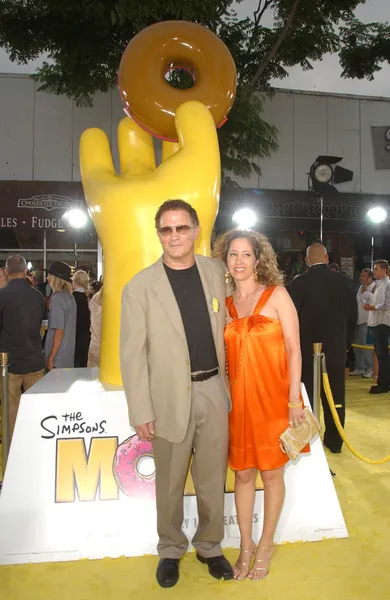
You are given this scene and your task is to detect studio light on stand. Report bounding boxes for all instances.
[308,156,353,243]
[63,208,89,268]
[232,208,257,230]
[367,206,387,269]
[63,208,88,229]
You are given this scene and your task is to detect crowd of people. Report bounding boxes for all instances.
[0,257,103,442]
[281,251,352,282]
[2,199,390,588]
[282,250,390,396]
[281,251,307,282]
[354,260,390,394]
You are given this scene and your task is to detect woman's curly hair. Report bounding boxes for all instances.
[213,229,284,288]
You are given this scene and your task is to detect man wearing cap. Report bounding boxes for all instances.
[44,261,77,370]
[0,255,46,442]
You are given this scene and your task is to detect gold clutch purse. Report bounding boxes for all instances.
[279,407,320,460]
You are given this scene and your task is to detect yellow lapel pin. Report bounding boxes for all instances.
[211,297,220,314]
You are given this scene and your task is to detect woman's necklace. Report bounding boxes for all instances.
[234,286,261,317]
[226,286,262,384]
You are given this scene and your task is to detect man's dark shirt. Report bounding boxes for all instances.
[0,278,45,374]
[164,263,218,372]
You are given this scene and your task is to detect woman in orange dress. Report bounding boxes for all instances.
[213,230,305,581]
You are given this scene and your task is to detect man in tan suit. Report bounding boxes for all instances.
[120,199,232,588]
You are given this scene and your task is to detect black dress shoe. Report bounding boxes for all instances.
[156,558,180,588]
[369,385,389,394]
[196,553,234,580]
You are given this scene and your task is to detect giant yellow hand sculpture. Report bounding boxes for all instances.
[80,101,221,386]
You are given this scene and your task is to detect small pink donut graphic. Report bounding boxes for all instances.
[113,434,155,499]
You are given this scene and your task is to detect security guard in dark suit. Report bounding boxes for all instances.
[288,243,358,453]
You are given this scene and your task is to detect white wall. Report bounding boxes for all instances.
[0,74,389,194]
[0,76,35,180]
[259,90,390,194]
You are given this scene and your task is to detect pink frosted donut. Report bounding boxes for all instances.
[113,434,155,499]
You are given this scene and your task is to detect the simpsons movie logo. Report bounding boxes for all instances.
[41,412,263,504]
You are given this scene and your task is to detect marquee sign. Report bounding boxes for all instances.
[0,181,87,231]
[17,194,77,212]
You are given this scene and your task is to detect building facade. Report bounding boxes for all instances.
[0,73,389,274]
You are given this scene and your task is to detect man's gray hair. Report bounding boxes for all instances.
[5,255,27,275]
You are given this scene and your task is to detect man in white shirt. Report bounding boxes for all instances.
[350,269,375,377]
[363,260,390,394]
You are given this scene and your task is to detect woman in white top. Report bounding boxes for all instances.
[350,268,375,377]
[88,286,103,367]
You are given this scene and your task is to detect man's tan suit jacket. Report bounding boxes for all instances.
[120,255,231,444]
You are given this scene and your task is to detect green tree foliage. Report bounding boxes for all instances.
[1,0,389,185]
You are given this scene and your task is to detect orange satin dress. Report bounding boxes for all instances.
[225,286,302,471]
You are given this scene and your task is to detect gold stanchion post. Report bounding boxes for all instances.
[0,352,10,475]
[313,343,323,420]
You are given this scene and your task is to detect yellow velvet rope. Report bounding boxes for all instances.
[351,343,390,350]
[351,343,375,350]
[321,359,390,464]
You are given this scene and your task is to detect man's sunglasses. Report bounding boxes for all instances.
[158,225,193,237]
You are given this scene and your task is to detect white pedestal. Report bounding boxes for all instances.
[0,369,347,565]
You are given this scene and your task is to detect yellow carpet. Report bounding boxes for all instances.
[1,378,390,600]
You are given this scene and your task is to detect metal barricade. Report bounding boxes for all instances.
[0,351,10,475]
[312,343,322,420]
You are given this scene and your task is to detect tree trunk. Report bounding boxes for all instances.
[249,0,301,88]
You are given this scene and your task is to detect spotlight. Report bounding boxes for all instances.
[313,163,333,184]
[232,208,257,230]
[63,208,88,229]
[309,156,353,196]
[27,262,33,270]
[367,207,387,224]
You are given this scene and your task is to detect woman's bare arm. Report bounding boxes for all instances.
[273,286,304,424]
